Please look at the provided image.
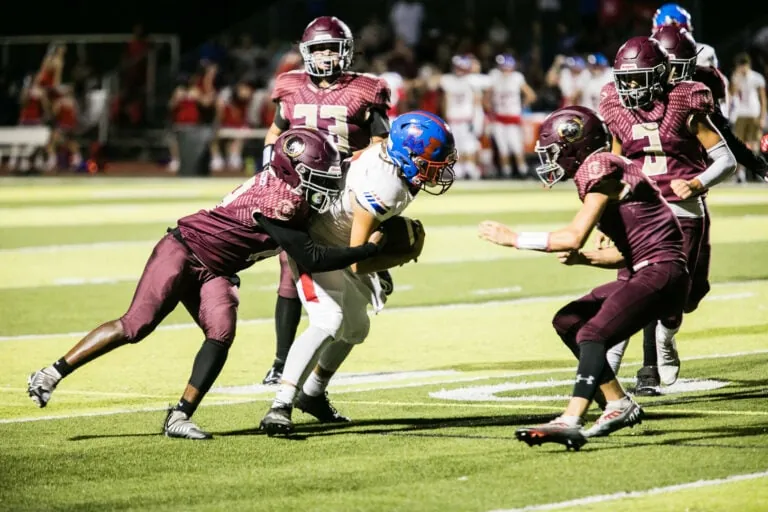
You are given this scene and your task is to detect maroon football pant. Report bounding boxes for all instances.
[686,203,712,313]
[553,261,689,348]
[277,250,299,299]
[119,235,240,344]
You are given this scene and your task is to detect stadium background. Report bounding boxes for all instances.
[0,0,766,176]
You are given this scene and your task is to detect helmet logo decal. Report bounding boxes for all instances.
[283,136,306,158]
[423,137,442,159]
[557,118,584,142]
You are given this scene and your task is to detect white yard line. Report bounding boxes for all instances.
[3,348,767,424]
[489,471,768,512]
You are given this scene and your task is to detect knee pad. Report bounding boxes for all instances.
[341,314,370,345]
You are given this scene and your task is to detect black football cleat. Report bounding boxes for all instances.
[296,391,350,423]
[259,405,294,437]
[515,420,588,451]
[634,366,662,396]
[261,363,283,385]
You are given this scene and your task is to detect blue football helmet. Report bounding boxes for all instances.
[587,52,609,68]
[496,54,517,70]
[386,111,457,195]
[652,3,693,32]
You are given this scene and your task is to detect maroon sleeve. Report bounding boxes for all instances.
[574,153,623,201]
[598,83,621,139]
[694,66,727,106]
[253,173,311,228]
[685,81,715,115]
[271,71,304,102]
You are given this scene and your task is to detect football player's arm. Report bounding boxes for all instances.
[263,101,289,167]
[678,113,736,196]
[368,106,390,144]
[351,194,424,274]
[256,214,382,273]
[610,137,622,156]
[559,246,625,269]
[709,111,768,179]
[348,199,383,274]
[479,188,610,252]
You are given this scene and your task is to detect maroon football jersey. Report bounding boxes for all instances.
[693,66,728,112]
[272,70,391,156]
[575,151,685,271]
[598,81,714,202]
[177,172,311,276]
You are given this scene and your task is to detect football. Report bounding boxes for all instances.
[379,216,425,259]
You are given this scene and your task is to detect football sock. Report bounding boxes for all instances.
[606,396,632,410]
[573,341,613,400]
[557,415,583,427]
[642,322,658,367]
[274,296,302,365]
[175,398,196,417]
[274,383,297,408]
[656,321,679,346]
[501,164,512,177]
[302,372,330,398]
[53,357,74,378]
[279,326,334,395]
[187,339,230,404]
[606,340,629,375]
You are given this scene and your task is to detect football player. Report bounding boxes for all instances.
[259,111,456,436]
[26,128,385,440]
[486,54,537,178]
[479,106,688,450]
[652,26,768,181]
[579,53,612,112]
[652,3,719,68]
[598,36,736,394]
[260,16,392,385]
[440,55,483,179]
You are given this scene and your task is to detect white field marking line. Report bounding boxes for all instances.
[303,400,768,418]
[0,240,155,254]
[707,292,755,301]
[473,286,523,295]
[2,278,767,342]
[4,348,768,425]
[489,471,768,512]
[0,398,257,425]
[0,387,165,399]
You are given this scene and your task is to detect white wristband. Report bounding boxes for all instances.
[515,232,550,251]
[262,144,274,168]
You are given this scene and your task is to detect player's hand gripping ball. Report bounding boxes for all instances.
[379,216,425,263]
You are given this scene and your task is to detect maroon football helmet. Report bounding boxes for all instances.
[270,127,342,213]
[651,26,697,84]
[299,16,354,78]
[534,106,612,186]
[613,36,671,109]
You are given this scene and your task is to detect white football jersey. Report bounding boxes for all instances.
[439,74,477,122]
[310,144,415,248]
[488,68,526,116]
[580,69,613,111]
[696,42,719,69]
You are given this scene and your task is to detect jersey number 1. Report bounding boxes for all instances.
[631,123,668,176]
[294,104,350,154]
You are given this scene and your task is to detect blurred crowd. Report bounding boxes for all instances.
[2,0,767,177]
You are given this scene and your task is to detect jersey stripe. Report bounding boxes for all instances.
[363,191,389,215]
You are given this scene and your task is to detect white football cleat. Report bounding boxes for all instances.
[163,409,212,440]
[583,398,644,438]
[27,367,62,408]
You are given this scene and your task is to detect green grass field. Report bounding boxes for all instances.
[1,177,767,511]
